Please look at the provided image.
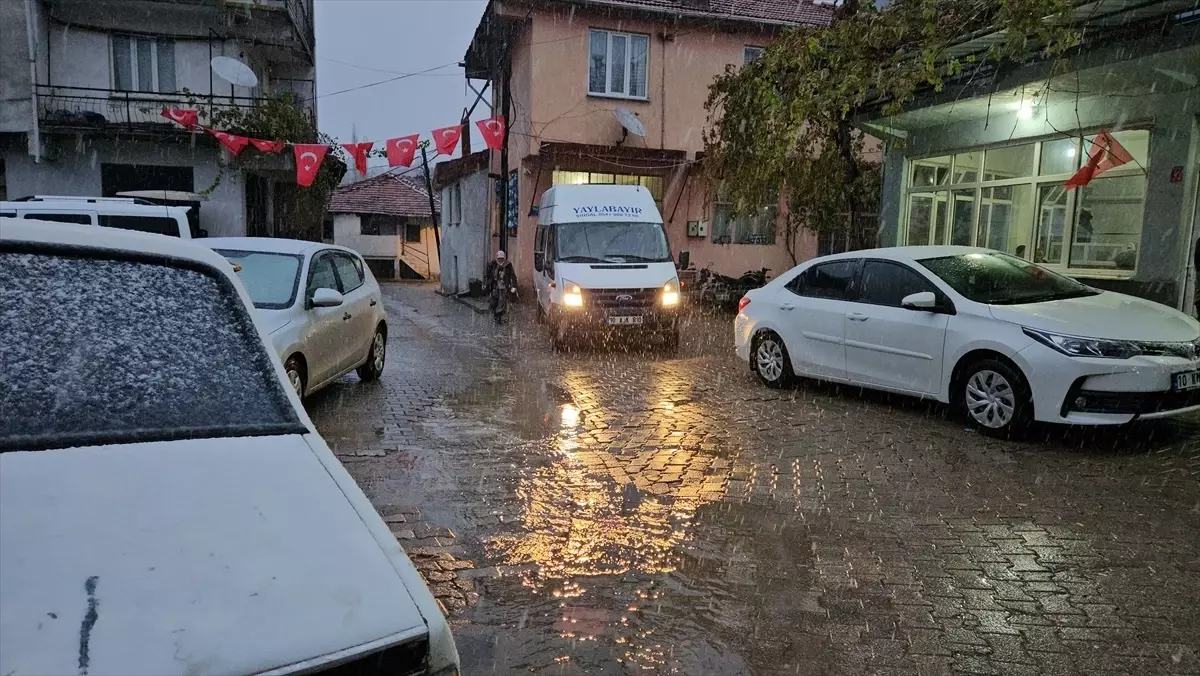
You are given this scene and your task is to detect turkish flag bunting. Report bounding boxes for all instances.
[476,116,506,150]
[1065,130,1134,190]
[341,141,373,176]
[250,138,286,154]
[431,125,463,156]
[385,134,420,168]
[207,128,250,155]
[161,107,199,129]
[293,144,329,187]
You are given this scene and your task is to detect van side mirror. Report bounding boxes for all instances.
[534,252,544,272]
[678,251,690,269]
[901,291,937,311]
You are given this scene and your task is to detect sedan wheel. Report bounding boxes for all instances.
[959,358,1031,438]
[753,332,793,388]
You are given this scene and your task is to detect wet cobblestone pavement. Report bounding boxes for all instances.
[307,283,1200,675]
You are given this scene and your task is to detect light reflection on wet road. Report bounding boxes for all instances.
[308,284,1200,675]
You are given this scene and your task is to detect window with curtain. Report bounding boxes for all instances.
[587,29,649,99]
[902,130,1149,274]
[712,187,778,245]
[112,35,176,93]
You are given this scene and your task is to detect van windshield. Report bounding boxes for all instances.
[555,221,671,263]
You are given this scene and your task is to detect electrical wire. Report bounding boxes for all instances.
[319,56,461,77]
[308,61,462,101]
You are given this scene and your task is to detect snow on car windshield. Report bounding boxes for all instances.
[214,249,303,309]
[0,248,304,451]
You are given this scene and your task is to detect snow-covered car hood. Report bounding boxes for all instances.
[258,308,294,335]
[0,435,426,676]
[988,291,1200,342]
[554,261,678,290]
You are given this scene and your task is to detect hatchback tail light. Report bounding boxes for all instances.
[737,296,751,312]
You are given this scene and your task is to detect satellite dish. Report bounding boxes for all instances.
[211,56,258,88]
[614,107,646,138]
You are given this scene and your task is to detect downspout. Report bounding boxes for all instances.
[24,0,41,162]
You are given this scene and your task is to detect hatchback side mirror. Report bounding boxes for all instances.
[310,287,344,308]
[901,291,938,311]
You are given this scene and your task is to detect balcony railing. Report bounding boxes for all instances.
[35,85,313,131]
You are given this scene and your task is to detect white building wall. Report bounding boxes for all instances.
[333,213,441,279]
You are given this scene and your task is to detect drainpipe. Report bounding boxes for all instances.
[23,0,41,162]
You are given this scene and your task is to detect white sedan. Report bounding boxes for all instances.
[735,246,1200,437]
[0,219,458,675]
[205,238,387,398]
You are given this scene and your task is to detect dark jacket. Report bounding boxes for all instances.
[485,260,516,292]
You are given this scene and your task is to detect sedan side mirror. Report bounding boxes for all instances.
[310,287,344,308]
[901,291,938,311]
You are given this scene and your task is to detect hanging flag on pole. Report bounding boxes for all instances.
[1065,130,1134,190]
[385,134,420,168]
[293,144,329,188]
[161,107,199,129]
[341,141,373,176]
[250,138,286,154]
[207,128,251,155]
[476,116,506,150]
[431,125,463,156]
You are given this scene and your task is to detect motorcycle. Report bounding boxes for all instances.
[696,265,771,311]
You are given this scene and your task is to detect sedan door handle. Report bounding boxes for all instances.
[369,298,377,307]
[780,303,795,311]
[343,312,352,321]
[848,312,869,322]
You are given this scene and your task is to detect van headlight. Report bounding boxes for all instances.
[563,281,584,307]
[661,278,680,307]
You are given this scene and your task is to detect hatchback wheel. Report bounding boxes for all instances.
[357,327,386,381]
[960,358,1031,438]
[284,356,305,399]
[752,332,793,388]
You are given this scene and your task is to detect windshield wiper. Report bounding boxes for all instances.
[609,254,668,262]
[559,255,605,263]
[992,289,1099,305]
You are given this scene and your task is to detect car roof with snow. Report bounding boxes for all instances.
[2,216,224,265]
[203,237,345,256]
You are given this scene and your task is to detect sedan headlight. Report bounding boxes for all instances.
[661,278,680,307]
[1023,327,1137,359]
[562,280,584,307]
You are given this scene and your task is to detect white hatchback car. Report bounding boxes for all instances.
[205,238,387,399]
[735,246,1200,436]
[0,219,458,676]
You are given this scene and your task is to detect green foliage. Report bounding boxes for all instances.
[193,93,345,241]
[704,0,1080,258]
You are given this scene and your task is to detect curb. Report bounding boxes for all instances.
[435,289,490,315]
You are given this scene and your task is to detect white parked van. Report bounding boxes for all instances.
[533,185,681,348]
[0,196,194,238]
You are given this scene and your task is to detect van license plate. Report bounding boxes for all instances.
[607,315,643,326]
[1172,369,1200,391]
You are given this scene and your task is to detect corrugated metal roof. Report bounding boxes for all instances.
[328,173,441,218]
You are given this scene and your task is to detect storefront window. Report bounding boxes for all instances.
[903,129,1149,275]
[551,170,664,212]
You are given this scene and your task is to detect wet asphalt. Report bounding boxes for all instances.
[306,283,1200,676]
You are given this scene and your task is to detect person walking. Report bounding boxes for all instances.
[485,250,517,324]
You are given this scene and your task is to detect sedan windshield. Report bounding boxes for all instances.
[214,249,303,309]
[0,247,304,451]
[555,221,671,263]
[918,252,1099,305]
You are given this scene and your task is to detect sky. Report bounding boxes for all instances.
[313,0,490,168]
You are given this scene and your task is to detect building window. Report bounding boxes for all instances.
[361,214,415,236]
[113,35,176,93]
[744,46,764,64]
[588,29,649,99]
[451,183,462,225]
[405,223,422,242]
[902,129,1149,275]
[551,170,663,213]
[711,187,778,245]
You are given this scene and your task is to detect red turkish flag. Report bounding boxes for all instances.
[293,144,329,187]
[385,134,419,167]
[431,125,462,156]
[1065,130,1134,190]
[250,138,286,154]
[341,141,373,176]
[476,116,506,150]
[161,107,199,129]
[207,128,250,155]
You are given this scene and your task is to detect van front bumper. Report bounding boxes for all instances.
[555,305,680,333]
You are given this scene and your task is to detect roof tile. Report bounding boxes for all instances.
[328,173,441,218]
